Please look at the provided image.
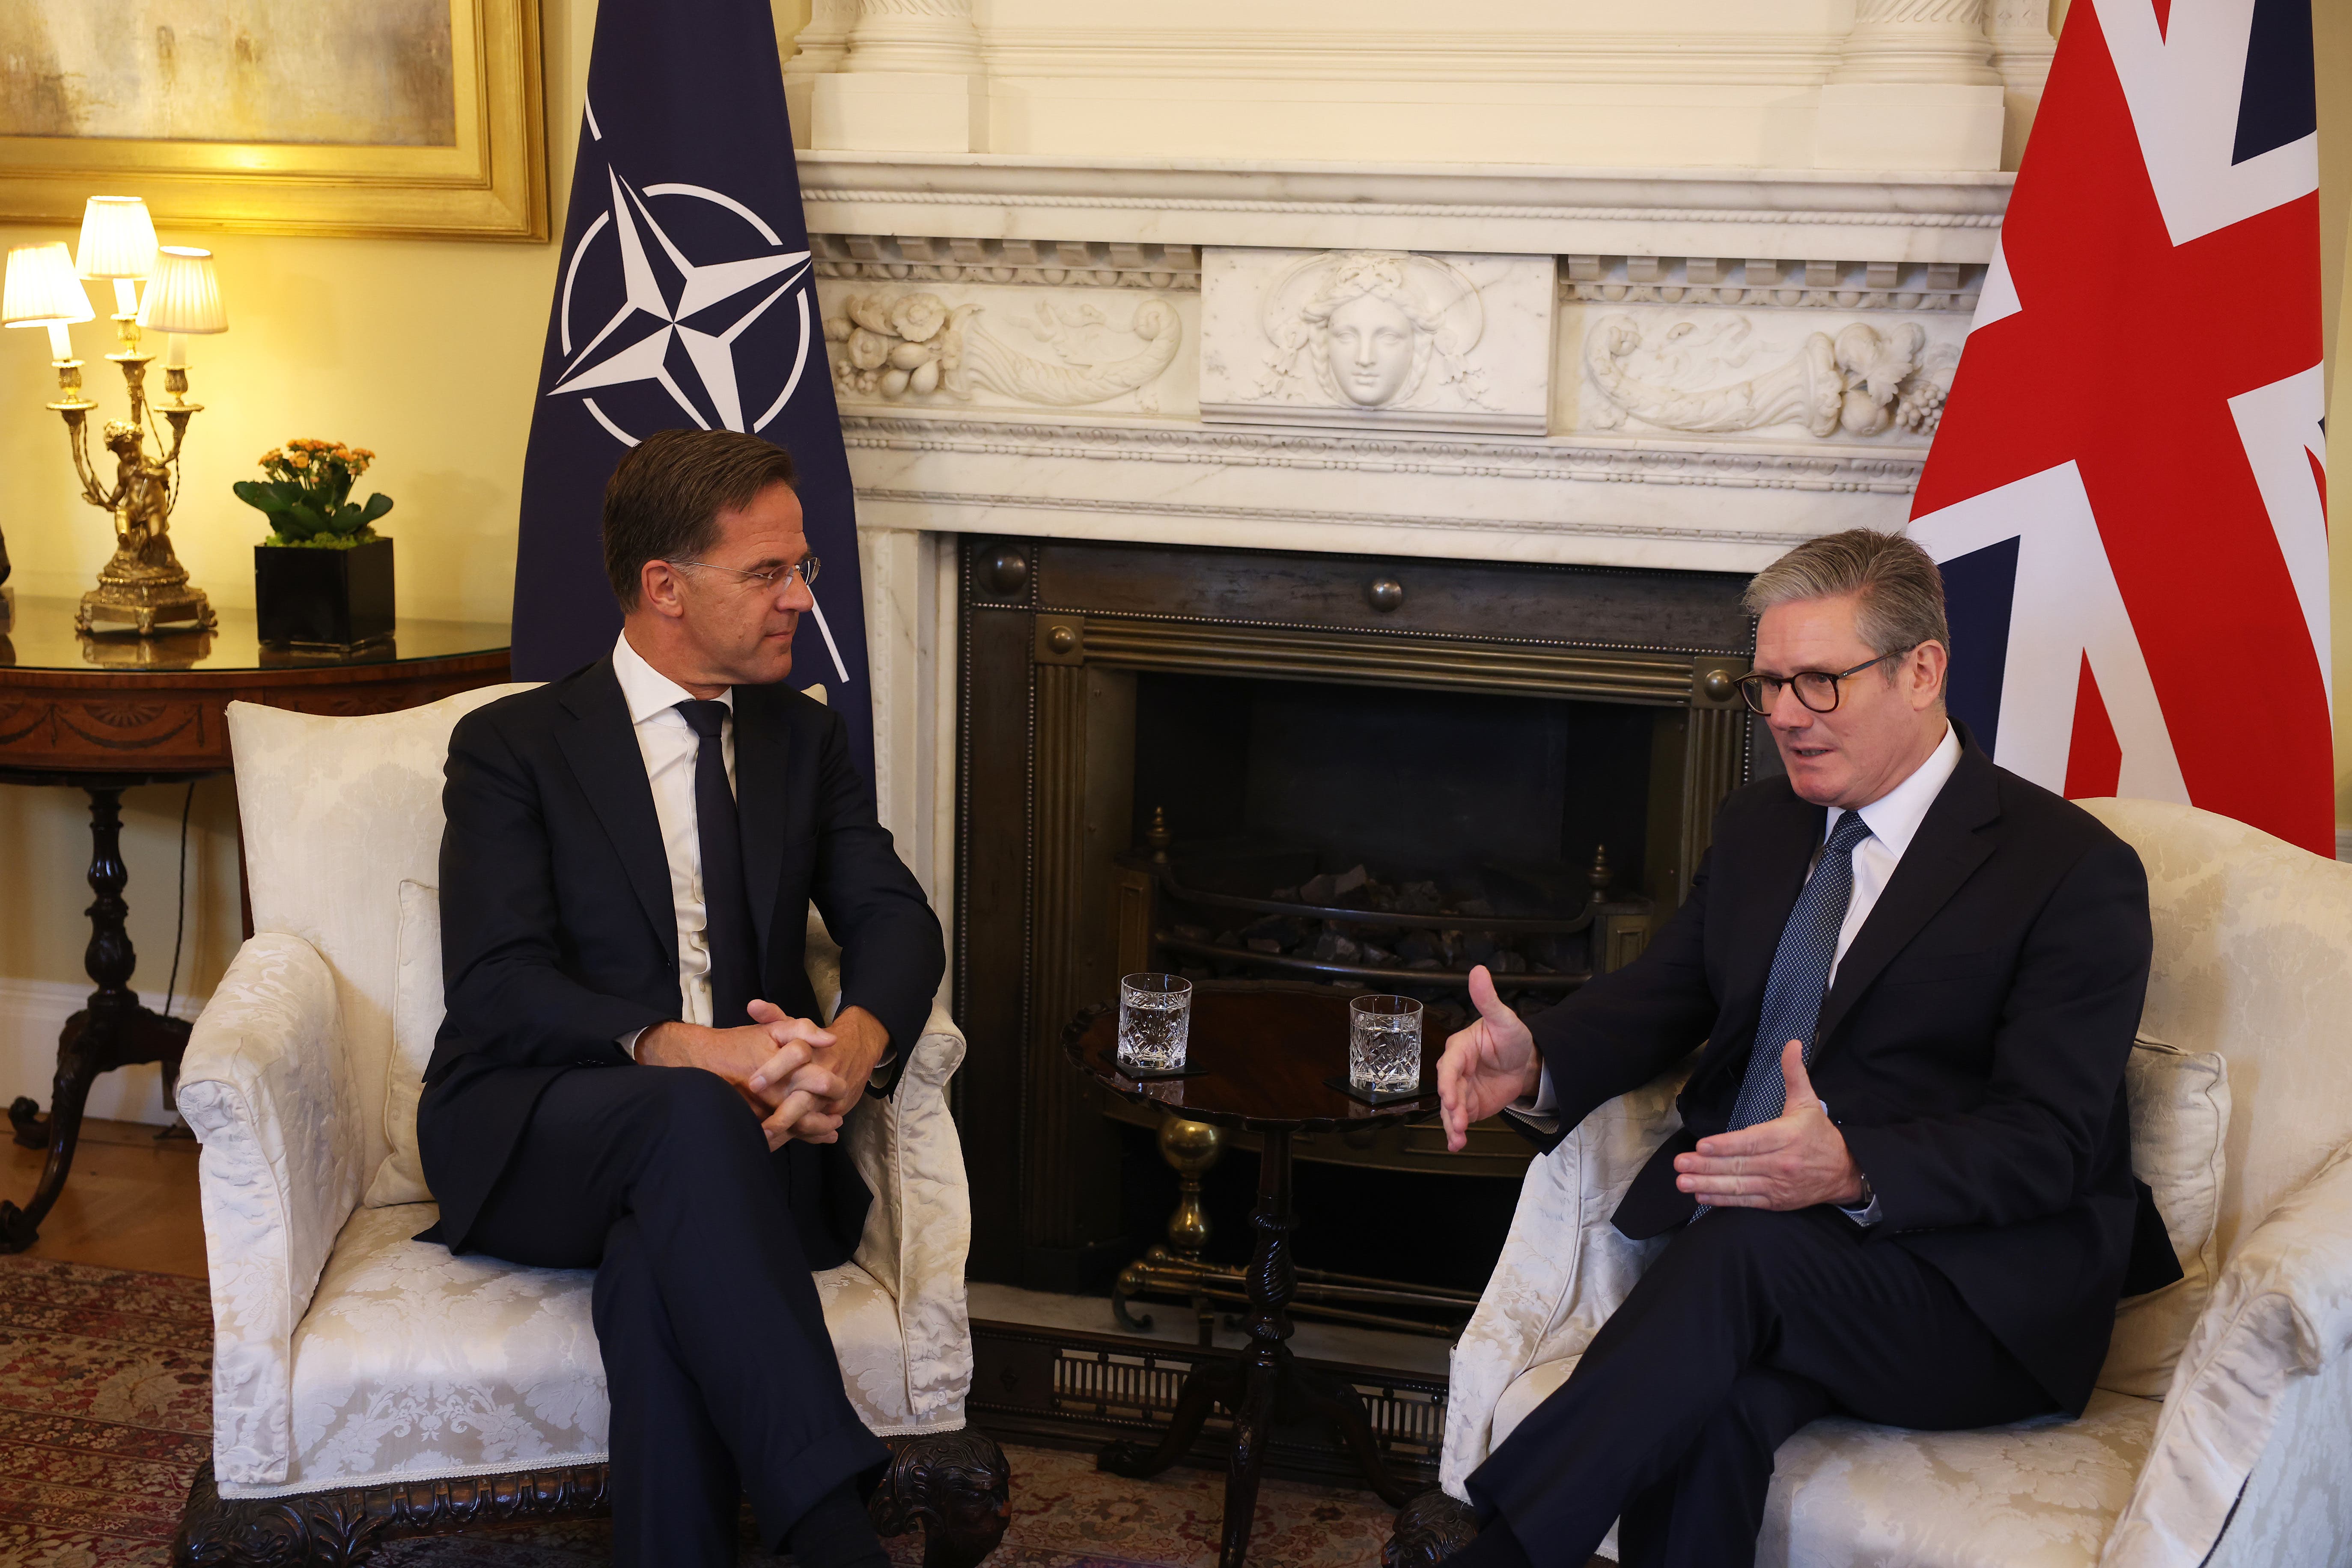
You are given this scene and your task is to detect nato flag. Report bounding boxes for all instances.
[511,0,872,777]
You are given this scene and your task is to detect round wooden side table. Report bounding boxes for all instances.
[1065,985,1442,1568]
[0,594,512,1252]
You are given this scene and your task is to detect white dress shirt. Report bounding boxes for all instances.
[1511,722,1962,1222]
[612,630,734,1053]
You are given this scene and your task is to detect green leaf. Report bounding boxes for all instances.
[360,492,393,523]
[232,480,290,514]
[284,501,328,540]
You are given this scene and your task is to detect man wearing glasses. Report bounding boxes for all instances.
[416,428,944,1568]
[1435,529,2179,1568]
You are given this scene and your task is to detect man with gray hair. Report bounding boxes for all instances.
[1435,529,2179,1568]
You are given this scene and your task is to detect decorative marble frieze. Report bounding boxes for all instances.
[1557,296,1965,444]
[1198,248,1553,436]
[817,277,1195,415]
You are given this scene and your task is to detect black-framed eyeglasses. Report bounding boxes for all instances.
[667,553,821,592]
[1735,645,1918,715]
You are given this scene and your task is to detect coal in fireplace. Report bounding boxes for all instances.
[953,537,1761,1326]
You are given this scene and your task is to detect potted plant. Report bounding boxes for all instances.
[235,439,395,650]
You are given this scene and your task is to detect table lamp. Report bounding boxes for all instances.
[0,196,220,636]
[76,194,160,355]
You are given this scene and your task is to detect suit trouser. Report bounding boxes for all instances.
[460,1062,889,1568]
[1465,1205,2056,1568]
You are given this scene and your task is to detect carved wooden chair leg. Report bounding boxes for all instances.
[1384,1488,1480,1568]
[868,1430,1014,1568]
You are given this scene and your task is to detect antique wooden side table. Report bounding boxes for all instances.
[1065,986,1441,1568]
[0,594,511,1252]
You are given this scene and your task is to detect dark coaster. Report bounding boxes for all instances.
[1111,1060,1210,1082]
[1323,1072,1432,1107]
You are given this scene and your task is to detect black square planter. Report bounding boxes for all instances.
[255,536,395,650]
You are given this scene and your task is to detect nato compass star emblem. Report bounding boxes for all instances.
[548,115,815,444]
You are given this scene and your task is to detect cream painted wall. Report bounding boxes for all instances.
[0,0,595,1121]
[0,0,2344,1125]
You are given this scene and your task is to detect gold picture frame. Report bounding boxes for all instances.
[0,0,546,242]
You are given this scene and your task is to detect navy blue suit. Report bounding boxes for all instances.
[1468,729,2178,1568]
[415,655,945,1566]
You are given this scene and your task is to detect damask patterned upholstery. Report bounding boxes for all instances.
[179,690,977,1499]
[1440,799,2352,1567]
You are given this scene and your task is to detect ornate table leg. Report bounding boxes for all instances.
[1216,1125,1298,1568]
[2,785,193,1253]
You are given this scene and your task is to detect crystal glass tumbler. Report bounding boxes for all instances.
[1349,994,1424,1094]
[1117,973,1193,1072]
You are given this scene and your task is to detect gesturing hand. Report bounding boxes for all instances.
[1437,966,1543,1153]
[1673,1041,1864,1210]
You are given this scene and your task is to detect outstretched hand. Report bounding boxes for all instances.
[1672,1041,1864,1210]
[1436,966,1543,1152]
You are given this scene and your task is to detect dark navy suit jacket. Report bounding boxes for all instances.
[1526,726,2179,1415]
[416,655,945,1270]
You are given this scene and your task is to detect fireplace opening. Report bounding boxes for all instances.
[1128,671,1662,1024]
[953,534,1756,1329]
[1098,670,1671,1333]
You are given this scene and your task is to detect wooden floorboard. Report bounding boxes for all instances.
[5,1116,208,1278]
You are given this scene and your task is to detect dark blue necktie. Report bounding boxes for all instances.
[676,699,760,1030]
[1697,810,1875,1216]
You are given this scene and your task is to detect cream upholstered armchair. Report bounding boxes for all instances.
[169,689,1010,1567]
[1390,799,2352,1568]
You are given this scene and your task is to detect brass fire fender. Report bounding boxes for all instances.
[1015,605,1751,1271]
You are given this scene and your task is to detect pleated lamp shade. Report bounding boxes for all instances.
[2,243,95,327]
[139,247,227,335]
[75,195,159,280]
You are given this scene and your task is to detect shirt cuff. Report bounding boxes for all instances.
[620,1026,649,1061]
[1838,1193,1885,1227]
[1502,1063,1561,1135]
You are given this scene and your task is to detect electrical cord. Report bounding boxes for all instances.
[162,782,194,1023]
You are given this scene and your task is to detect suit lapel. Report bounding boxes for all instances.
[555,659,676,952]
[732,685,789,964]
[1810,743,2001,1052]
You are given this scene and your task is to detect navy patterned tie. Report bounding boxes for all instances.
[1697,810,1875,1216]
[676,699,760,1030]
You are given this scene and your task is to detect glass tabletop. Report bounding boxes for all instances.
[1066,985,1444,1133]
[0,593,510,673]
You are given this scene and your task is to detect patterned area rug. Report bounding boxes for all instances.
[0,1255,1399,1568]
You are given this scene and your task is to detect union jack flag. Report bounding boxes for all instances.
[1909,0,2328,854]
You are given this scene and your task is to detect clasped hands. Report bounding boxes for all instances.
[638,1002,890,1152]
[1436,966,1864,1209]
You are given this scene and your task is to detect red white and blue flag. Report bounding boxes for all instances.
[1909,0,2328,854]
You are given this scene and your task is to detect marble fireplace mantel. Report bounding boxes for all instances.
[799,153,2013,262]
[819,152,2013,923]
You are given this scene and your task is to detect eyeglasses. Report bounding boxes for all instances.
[667,553,821,592]
[1735,645,1918,715]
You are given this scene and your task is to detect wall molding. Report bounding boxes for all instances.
[973,29,1846,86]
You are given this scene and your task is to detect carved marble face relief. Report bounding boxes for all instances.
[1200,247,1551,435]
[1279,251,1481,411]
[1321,293,1417,405]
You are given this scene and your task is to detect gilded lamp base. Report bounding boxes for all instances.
[76,534,217,637]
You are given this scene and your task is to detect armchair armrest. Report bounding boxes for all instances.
[806,912,974,1429]
[172,933,366,1488]
[2101,1137,2352,1568]
[1440,1061,1691,1497]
